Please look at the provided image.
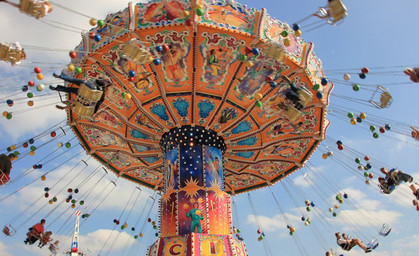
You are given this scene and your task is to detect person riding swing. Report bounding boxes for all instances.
[335,232,371,253]
[50,72,110,118]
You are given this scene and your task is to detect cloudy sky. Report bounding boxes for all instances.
[1,0,419,255]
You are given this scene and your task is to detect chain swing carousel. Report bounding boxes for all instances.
[60,0,333,255]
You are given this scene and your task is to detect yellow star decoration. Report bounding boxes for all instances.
[179,177,202,199]
[208,180,225,201]
[162,185,176,203]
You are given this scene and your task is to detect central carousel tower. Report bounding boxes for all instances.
[65,0,333,255]
[152,125,244,255]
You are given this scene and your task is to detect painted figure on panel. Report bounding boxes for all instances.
[186,202,203,233]
[237,62,274,97]
[161,43,186,81]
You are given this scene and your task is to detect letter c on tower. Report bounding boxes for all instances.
[169,244,181,255]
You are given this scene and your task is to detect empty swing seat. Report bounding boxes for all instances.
[3,225,16,236]
[379,91,392,108]
[369,86,392,109]
[0,170,10,185]
[328,0,348,23]
[122,41,152,64]
[19,0,49,18]
[0,43,9,60]
[19,0,33,12]
[264,43,285,62]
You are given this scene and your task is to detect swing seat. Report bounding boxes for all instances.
[328,0,348,23]
[282,104,301,122]
[19,0,49,18]
[380,229,391,236]
[77,84,103,102]
[0,171,10,186]
[26,229,41,244]
[379,183,395,194]
[2,225,16,236]
[297,88,313,106]
[386,184,395,194]
[0,43,10,60]
[379,224,392,236]
[73,102,96,118]
[411,127,419,141]
[264,42,285,62]
[39,236,51,246]
[122,41,152,64]
[317,7,329,18]
[378,91,392,108]
[2,226,10,236]
[367,238,379,250]
[49,244,58,254]
[369,86,392,109]
[19,0,33,12]
[0,175,10,185]
[0,43,23,64]
[73,84,103,118]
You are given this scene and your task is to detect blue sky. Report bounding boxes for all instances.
[1,0,419,255]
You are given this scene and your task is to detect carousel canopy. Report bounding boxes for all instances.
[67,0,333,194]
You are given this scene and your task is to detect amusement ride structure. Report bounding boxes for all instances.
[59,0,333,255]
[3,0,419,255]
[69,210,83,256]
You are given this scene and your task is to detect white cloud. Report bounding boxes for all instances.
[392,133,408,152]
[0,241,13,256]
[80,229,137,254]
[247,214,283,233]
[387,183,417,207]
[339,187,381,210]
[1,241,47,256]
[325,188,402,227]
[391,235,419,249]
[337,208,401,230]
[246,187,404,244]
[247,212,300,233]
